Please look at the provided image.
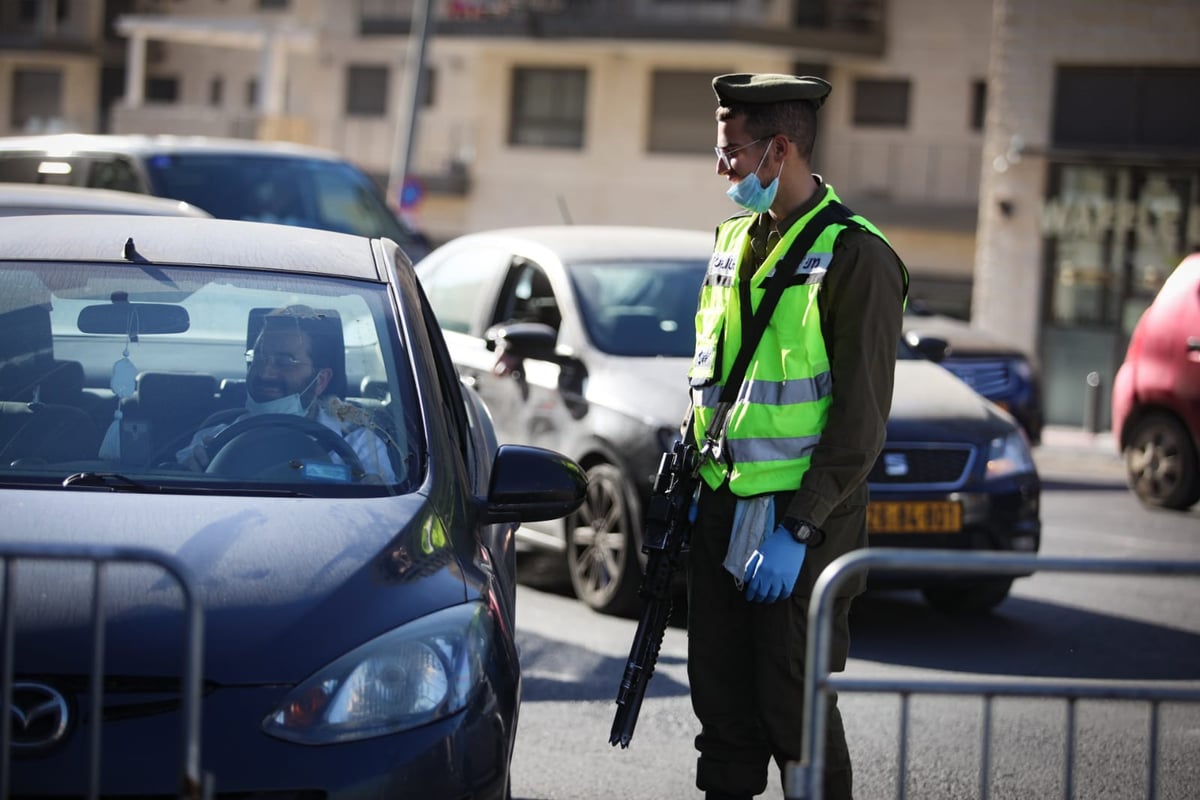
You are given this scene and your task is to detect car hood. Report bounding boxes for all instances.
[1,490,466,684]
[889,360,1016,440]
[580,355,1015,441]
[587,355,692,428]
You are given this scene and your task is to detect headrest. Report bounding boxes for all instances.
[136,372,218,410]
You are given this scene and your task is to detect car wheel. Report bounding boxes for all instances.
[1124,412,1200,510]
[921,578,1013,615]
[565,462,642,616]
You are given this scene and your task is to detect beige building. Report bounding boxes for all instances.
[975,0,1200,427]
[3,0,1198,427]
[4,0,990,307]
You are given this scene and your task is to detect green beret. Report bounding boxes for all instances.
[712,73,832,108]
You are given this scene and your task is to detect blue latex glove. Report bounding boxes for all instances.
[742,525,807,603]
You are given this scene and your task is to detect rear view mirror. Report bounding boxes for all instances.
[77,302,190,335]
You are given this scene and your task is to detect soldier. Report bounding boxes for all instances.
[686,73,909,800]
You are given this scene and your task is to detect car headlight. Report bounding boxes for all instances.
[1011,357,1034,382]
[984,430,1036,479]
[263,602,491,744]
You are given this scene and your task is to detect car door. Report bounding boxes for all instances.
[471,258,574,452]
[419,244,574,448]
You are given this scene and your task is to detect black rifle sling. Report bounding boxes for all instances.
[707,202,850,445]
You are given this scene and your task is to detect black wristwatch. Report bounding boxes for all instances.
[781,517,825,548]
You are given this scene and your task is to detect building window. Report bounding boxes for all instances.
[346,65,389,117]
[970,80,986,131]
[258,0,289,9]
[509,67,587,149]
[648,70,721,155]
[246,78,258,109]
[11,69,62,131]
[852,78,910,128]
[146,77,179,103]
[1053,66,1200,152]
[18,0,68,23]
[209,77,224,108]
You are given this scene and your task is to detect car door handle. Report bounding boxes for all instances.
[1188,337,1200,353]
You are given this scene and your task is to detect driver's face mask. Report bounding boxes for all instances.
[244,371,320,417]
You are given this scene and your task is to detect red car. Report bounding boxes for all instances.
[1111,253,1200,510]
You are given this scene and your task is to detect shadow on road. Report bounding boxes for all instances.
[848,590,1200,680]
[1039,477,1128,492]
[517,627,691,703]
[516,586,1200,706]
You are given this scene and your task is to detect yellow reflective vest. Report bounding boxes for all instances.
[688,188,896,495]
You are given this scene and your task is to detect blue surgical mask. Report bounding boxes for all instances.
[726,145,783,214]
[245,373,319,417]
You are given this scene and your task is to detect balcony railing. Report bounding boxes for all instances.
[358,0,885,53]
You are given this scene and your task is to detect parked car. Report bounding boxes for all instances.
[902,310,1044,444]
[0,181,210,217]
[416,225,1041,615]
[0,214,586,797]
[1111,253,1200,511]
[0,133,431,260]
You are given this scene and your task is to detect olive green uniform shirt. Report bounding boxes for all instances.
[746,177,906,528]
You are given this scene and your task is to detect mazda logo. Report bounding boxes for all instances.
[8,683,69,750]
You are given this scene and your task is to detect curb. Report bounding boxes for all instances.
[1033,426,1126,484]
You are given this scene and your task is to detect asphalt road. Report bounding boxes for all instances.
[508,431,1200,800]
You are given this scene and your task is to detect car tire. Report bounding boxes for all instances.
[921,578,1013,615]
[564,462,642,616]
[1124,412,1200,511]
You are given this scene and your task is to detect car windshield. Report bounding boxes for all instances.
[568,258,708,357]
[143,153,425,256]
[0,260,423,496]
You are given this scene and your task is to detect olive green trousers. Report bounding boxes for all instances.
[687,482,858,800]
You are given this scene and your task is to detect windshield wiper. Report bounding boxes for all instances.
[62,472,155,492]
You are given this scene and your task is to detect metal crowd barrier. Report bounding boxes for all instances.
[785,549,1200,800]
[0,542,208,800]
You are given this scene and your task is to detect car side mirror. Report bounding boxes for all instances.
[484,444,587,524]
[485,321,559,362]
[904,331,951,363]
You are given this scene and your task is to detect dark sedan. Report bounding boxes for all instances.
[416,225,1041,616]
[903,310,1044,444]
[0,214,586,797]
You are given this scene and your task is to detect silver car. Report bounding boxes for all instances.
[417,225,1041,616]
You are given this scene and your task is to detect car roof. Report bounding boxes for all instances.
[436,225,715,263]
[0,182,210,217]
[0,133,351,163]
[0,214,384,278]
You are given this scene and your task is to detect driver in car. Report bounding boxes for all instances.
[176,305,397,483]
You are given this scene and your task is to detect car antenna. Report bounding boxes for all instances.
[122,236,149,263]
[556,194,573,225]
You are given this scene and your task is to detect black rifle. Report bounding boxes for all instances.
[609,438,701,748]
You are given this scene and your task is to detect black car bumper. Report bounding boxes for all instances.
[11,680,517,799]
[865,478,1041,589]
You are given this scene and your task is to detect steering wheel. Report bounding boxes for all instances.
[203,413,366,481]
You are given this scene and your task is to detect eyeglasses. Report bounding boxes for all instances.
[246,350,312,370]
[714,136,769,171]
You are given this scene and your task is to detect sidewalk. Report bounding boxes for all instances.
[1032,425,1126,484]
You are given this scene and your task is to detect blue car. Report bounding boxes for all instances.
[0,214,585,798]
[903,310,1044,444]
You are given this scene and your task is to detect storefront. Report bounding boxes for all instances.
[1038,161,1200,427]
